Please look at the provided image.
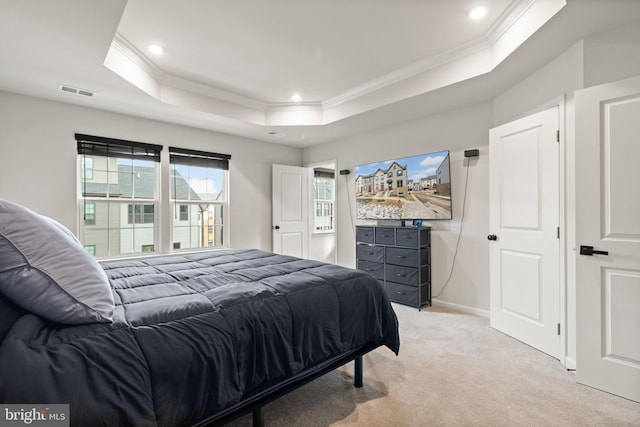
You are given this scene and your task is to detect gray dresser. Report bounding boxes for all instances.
[356,225,431,309]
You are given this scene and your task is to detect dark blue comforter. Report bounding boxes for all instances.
[0,249,399,426]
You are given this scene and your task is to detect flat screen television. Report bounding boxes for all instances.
[354,150,452,220]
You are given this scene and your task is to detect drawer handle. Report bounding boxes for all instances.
[395,273,406,277]
[367,251,375,255]
[365,268,375,271]
[396,255,407,259]
[395,291,407,295]
[402,236,412,239]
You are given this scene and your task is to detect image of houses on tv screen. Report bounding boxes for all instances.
[355,151,452,220]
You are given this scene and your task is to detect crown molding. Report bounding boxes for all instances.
[322,0,547,110]
[105,0,566,127]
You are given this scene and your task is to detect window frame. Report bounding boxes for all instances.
[77,136,232,259]
[312,170,335,234]
[167,146,231,253]
[77,134,161,258]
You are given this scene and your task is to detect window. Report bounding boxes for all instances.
[84,202,96,225]
[77,135,231,258]
[127,204,155,224]
[82,157,93,180]
[179,204,189,221]
[77,133,162,258]
[170,147,230,250]
[313,169,335,232]
[397,170,403,176]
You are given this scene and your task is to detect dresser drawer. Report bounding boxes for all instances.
[396,228,418,248]
[357,260,384,280]
[356,244,384,263]
[375,227,395,245]
[385,264,418,286]
[386,282,418,306]
[356,227,375,244]
[385,247,419,267]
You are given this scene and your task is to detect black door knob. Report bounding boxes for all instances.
[579,245,608,256]
[487,234,497,241]
[274,225,280,230]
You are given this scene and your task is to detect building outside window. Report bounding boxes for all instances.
[313,168,335,232]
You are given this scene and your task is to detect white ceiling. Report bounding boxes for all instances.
[1,0,640,147]
[117,0,516,103]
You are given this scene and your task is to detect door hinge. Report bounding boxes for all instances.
[557,323,561,335]
[557,227,560,239]
[556,130,560,142]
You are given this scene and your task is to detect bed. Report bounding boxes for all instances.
[0,199,399,427]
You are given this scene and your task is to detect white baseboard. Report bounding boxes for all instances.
[431,299,490,319]
[564,356,576,371]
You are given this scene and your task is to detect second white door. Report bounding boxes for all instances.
[489,107,560,359]
[272,164,308,258]
[575,75,640,402]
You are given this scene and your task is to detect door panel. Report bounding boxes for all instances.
[280,172,303,222]
[603,269,640,365]
[500,129,540,229]
[489,107,560,359]
[500,250,542,323]
[603,98,640,238]
[575,75,640,402]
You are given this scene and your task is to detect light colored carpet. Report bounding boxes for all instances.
[228,303,640,426]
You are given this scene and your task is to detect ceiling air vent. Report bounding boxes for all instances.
[58,84,96,98]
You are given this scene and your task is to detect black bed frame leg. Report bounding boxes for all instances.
[252,407,264,427]
[354,356,363,388]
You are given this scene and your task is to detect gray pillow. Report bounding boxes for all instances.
[0,199,114,324]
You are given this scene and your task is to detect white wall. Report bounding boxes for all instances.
[583,20,640,88]
[303,103,493,313]
[0,91,302,251]
[493,41,584,126]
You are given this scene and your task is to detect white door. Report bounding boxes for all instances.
[272,164,308,258]
[575,75,640,403]
[489,107,560,359]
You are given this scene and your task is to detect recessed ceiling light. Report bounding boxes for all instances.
[468,6,488,20]
[148,44,164,55]
[291,93,302,102]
